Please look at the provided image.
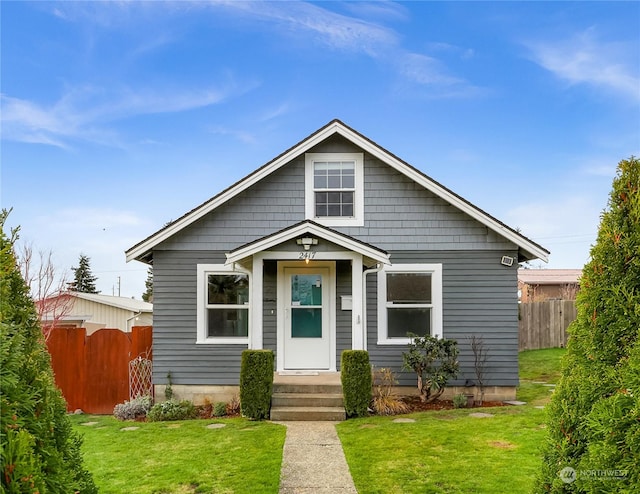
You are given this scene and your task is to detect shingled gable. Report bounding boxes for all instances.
[226,220,390,267]
[125,119,549,264]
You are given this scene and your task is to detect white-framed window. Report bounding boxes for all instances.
[377,264,443,345]
[305,152,364,226]
[197,264,250,344]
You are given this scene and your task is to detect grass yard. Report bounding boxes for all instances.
[71,416,285,494]
[336,347,566,494]
[72,348,565,493]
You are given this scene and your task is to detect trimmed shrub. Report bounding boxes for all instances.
[341,350,372,417]
[113,395,152,421]
[147,400,197,422]
[240,350,274,420]
[0,210,97,493]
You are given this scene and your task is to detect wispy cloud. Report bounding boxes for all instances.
[524,28,640,101]
[1,79,253,148]
[397,53,482,98]
[208,125,257,144]
[210,1,398,58]
[212,1,480,97]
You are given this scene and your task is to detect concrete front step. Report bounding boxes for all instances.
[272,383,343,394]
[270,406,346,421]
[270,373,346,421]
[272,392,344,408]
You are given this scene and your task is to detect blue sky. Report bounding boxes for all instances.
[2,1,639,298]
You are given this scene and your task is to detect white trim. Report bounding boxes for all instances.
[377,263,443,345]
[126,120,548,264]
[304,152,364,227]
[196,264,250,345]
[276,261,337,372]
[225,221,390,266]
[250,259,263,350]
[351,256,364,350]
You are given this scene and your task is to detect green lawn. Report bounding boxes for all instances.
[336,347,566,494]
[71,416,285,494]
[72,348,565,493]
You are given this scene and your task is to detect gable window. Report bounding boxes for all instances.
[305,153,364,226]
[377,264,442,345]
[197,264,250,344]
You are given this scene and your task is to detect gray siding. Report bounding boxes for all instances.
[335,260,352,370]
[367,250,519,387]
[152,250,246,385]
[158,137,513,254]
[263,261,277,355]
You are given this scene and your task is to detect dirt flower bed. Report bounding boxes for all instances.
[400,395,505,412]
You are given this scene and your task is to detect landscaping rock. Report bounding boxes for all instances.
[469,412,494,418]
[120,426,140,431]
[503,400,527,406]
[206,423,226,429]
[392,418,416,423]
[80,421,98,426]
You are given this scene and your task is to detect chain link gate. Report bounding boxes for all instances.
[129,354,153,400]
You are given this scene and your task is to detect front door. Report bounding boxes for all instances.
[282,266,332,370]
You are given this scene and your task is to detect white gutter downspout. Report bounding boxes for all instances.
[126,311,142,333]
[362,263,383,352]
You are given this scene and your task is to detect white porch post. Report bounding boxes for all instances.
[351,255,364,350]
[250,255,264,349]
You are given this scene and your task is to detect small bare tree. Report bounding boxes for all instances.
[560,282,579,300]
[468,335,489,405]
[18,242,74,341]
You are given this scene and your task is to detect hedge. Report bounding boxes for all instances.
[240,350,274,420]
[341,350,372,417]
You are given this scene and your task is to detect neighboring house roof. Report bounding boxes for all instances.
[125,119,549,264]
[65,292,153,313]
[518,269,582,285]
[226,220,390,267]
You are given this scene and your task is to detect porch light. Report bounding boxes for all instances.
[296,237,318,251]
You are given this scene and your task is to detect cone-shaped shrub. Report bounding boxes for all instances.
[240,350,274,419]
[0,210,97,493]
[537,157,640,492]
[341,350,372,417]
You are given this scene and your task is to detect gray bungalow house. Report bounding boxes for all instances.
[125,119,549,403]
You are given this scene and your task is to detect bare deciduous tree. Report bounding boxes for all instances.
[468,334,489,406]
[18,242,74,341]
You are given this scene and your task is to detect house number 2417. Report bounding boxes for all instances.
[298,251,316,261]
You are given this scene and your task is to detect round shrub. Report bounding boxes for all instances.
[213,401,227,417]
[147,400,197,422]
[113,395,152,421]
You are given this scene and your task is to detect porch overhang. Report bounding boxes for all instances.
[225,220,390,267]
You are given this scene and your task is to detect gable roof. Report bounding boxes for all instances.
[126,119,549,264]
[518,269,582,285]
[226,220,390,267]
[43,292,153,313]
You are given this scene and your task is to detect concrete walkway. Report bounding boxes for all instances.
[277,421,357,494]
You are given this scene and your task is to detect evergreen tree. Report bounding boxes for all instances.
[70,253,99,293]
[537,157,640,492]
[0,210,97,493]
[142,266,153,302]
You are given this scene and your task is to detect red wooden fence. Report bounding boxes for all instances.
[46,326,152,414]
